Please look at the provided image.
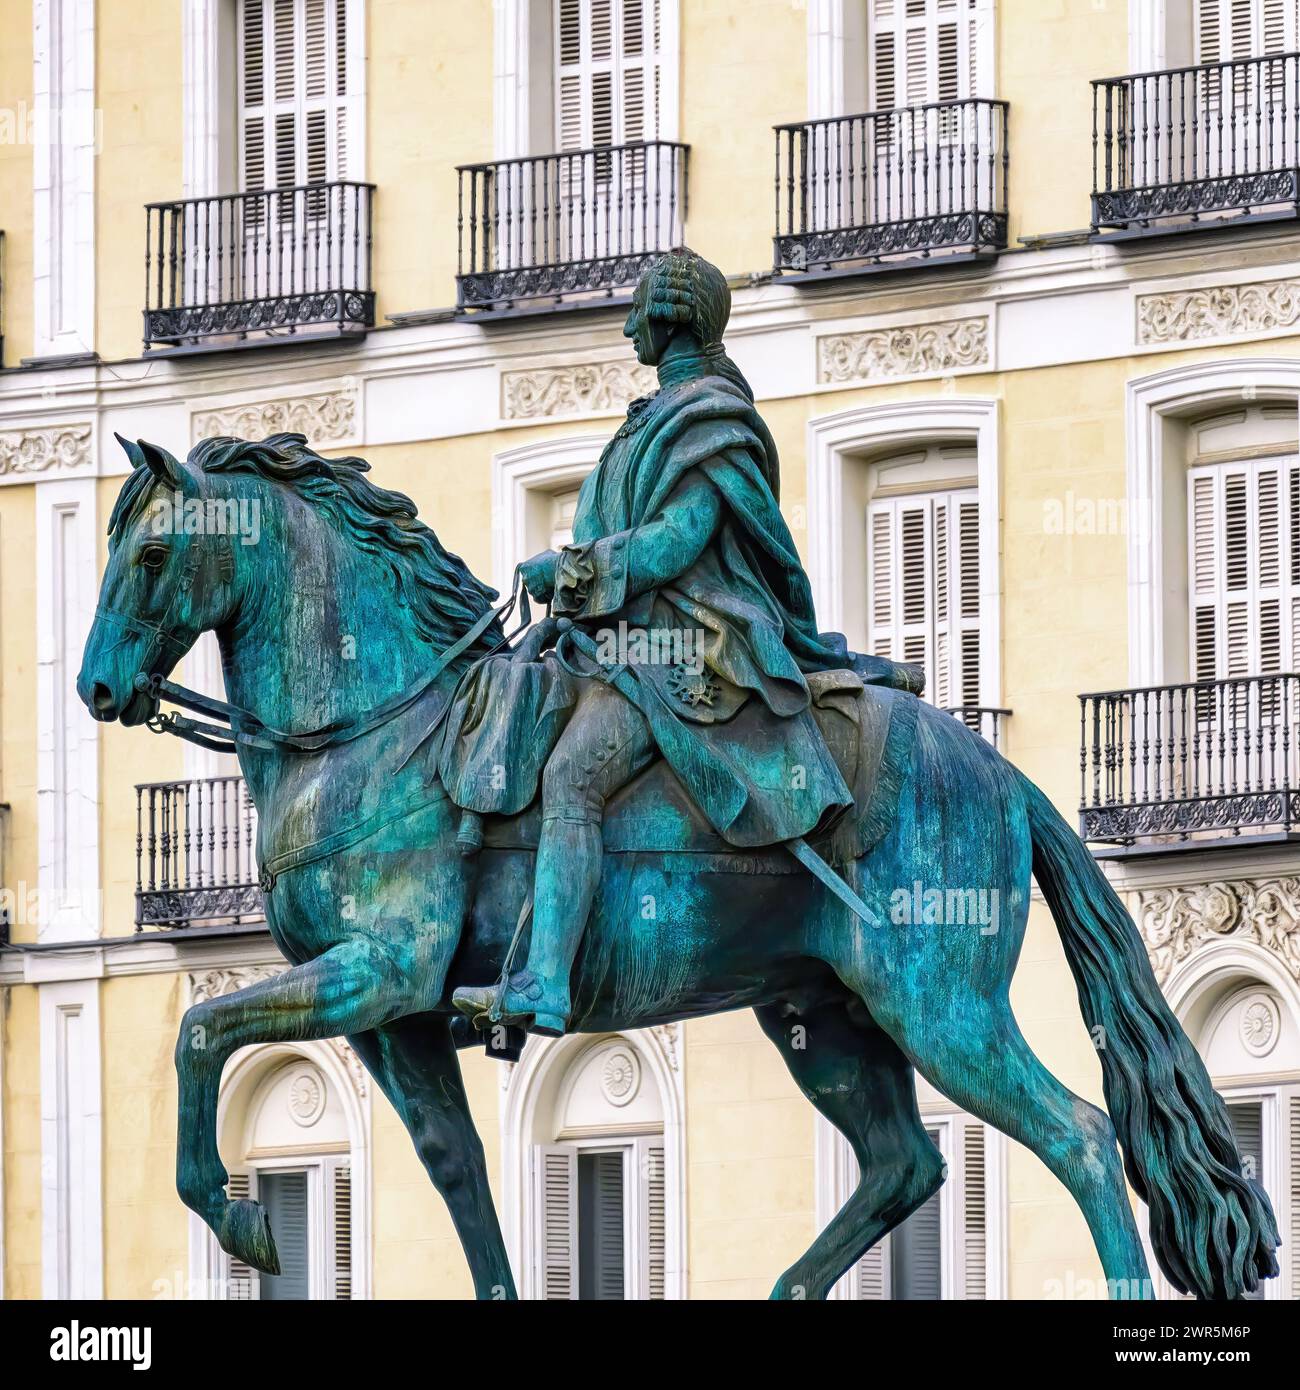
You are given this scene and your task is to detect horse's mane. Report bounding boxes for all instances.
[108,432,504,669]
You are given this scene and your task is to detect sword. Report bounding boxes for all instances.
[554,618,881,928]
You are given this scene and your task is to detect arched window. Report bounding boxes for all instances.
[1161,948,1300,1300]
[500,1029,686,1299]
[188,1018,372,1300]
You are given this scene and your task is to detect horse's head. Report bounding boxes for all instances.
[78,435,244,726]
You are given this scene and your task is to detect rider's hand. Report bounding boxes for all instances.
[518,549,560,604]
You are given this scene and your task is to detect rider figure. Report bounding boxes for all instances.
[452,248,916,1035]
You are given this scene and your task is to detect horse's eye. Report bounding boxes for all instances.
[139,544,168,572]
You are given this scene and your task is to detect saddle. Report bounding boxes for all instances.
[476,671,919,871]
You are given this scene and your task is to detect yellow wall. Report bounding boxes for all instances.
[95,0,183,363]
[0,485,37,943]
[2,986,40,1296]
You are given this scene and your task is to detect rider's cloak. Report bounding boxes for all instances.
[439,364,921,848]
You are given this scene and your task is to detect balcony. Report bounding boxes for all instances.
[455,140,689,316]
[135,777,263,931]
[773,98,1009,280]
[1079,674,1300,853]
[143,180,375,352]
[946,705,1010,749]
[1092,53,1300,238]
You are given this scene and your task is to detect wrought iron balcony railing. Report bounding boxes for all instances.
[136,777,263,930]
[1092,52,1300,235]
[455,140,689,314]
[1079,674,1300,847]
[773,98,1009,277]
[144,180,375,351]
[945,705,1010,749]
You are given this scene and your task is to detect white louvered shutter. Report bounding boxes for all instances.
[958,1117,988,1298]
[1225,1103,1267,1300]
[868,491,980,710]
[854,1239,889,1299]
[579,1150,627,1299]
[1196,0,1299,61]
[869,0,983,109]
[555,0,662,152]
[331,1162,353,1299]
[1188,456,1297,683]
[239,0,354,194]
[636,1136,667,1300]
[226,1171,260,1299]
[533,1145,579,1300]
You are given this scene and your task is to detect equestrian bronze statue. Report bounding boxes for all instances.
[79,249,1278,1301]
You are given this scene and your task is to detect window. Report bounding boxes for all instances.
[868,454,981,710]
[1195,0,1299,64]
[528,1037,669,1300]
[221,1058,356,1300]
[848,1111,991,1300]
[1188,453,1299,684]
[554,0,662,151]
[868,0,983,111]
[238,0,356,193]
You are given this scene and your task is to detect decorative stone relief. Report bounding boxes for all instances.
[650,1022,681,1071]
[0,424,93,476]
[817,316,989,384]
[1239,993,1280,1058]
[600,1045,641,1106]
[1134,878,1300,984]
[188,964,284,1003]
[287,1066,328,1126]
[501,361,657,420]
[1136,277,1300,345]
[192,387,357,445]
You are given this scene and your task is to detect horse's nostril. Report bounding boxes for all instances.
[91,682,116,714]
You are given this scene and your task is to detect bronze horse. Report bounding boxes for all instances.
[78,432,1278,1300]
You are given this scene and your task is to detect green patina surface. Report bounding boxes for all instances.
[77,251,1278,1302]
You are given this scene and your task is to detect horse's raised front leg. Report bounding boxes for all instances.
[347,1017,517,1299]
[175,935,433,1276]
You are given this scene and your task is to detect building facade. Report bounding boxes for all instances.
[0,0,1298,1300]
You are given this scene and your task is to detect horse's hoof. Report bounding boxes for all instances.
[220,1198,281,1276]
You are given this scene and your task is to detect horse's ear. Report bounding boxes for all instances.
[117,434,192,492]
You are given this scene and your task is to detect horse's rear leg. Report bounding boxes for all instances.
[175,937,428,1276]
[346,1017,516,1299]
[755,999,944,1301]
[886,999,1153,1298]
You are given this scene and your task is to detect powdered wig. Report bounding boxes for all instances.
[639,247,731,347]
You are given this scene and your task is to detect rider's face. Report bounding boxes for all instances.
[624,288,669,365]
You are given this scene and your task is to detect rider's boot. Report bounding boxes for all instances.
[453,817,600,1037]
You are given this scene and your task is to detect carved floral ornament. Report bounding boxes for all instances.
[501,361,657,420]
[1136,277,1300,345]
[0,423,93,476]
[816,316,990,385]
[191,387,357,445]
[1134,877,1300,984]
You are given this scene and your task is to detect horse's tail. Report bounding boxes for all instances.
[1018,772,1279,1300]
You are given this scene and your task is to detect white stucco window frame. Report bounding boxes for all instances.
[491,434,607,596]
[497,1027,686,1299]
[40,978,103,1299]
[493,0,681,159]
[32,0,97,359]
[36,475,101,942]
[1125,358,1300,687]
[805,397,1003,707]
